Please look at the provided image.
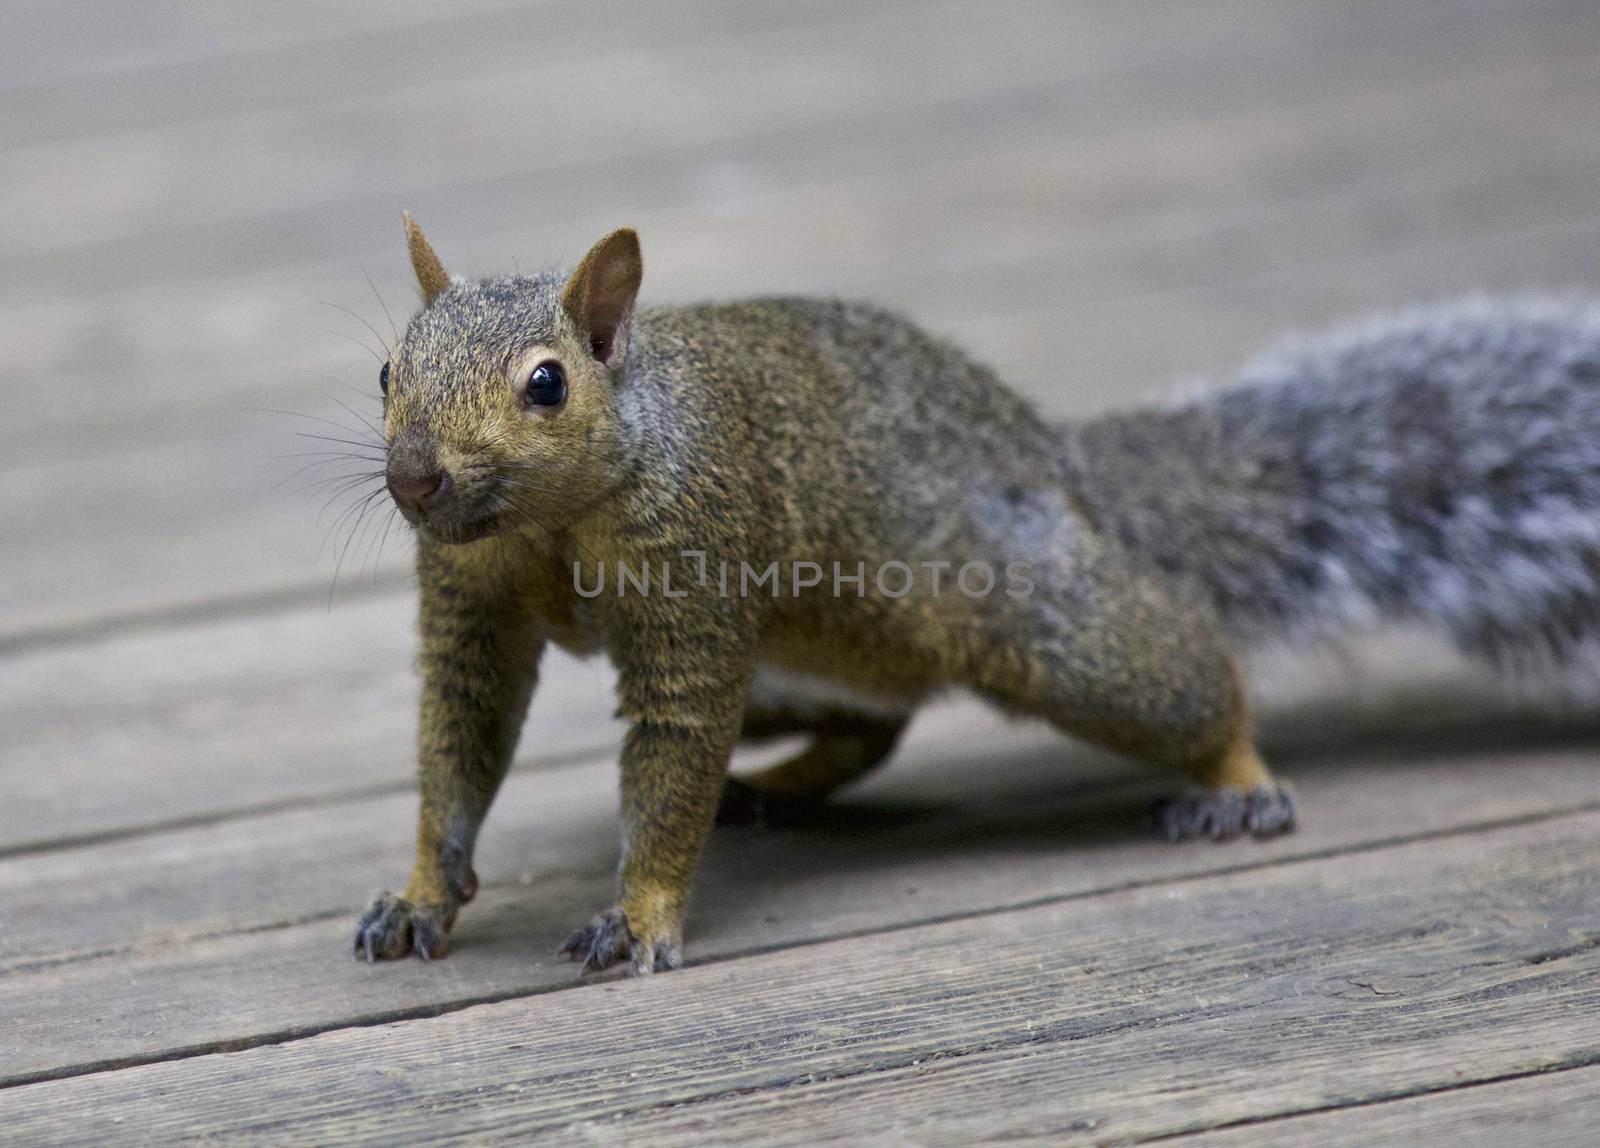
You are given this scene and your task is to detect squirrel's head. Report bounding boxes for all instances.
[380,214,642,545]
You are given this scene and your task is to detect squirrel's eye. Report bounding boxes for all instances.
[379,361,390,395]
[524,361,567,408]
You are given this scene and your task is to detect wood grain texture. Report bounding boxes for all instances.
[0,549,1477,847]
[0,696,1066,964]
[8,9,1593,454]
[7,734,1599,1085]
[12,208,1600,643]
[0,594,624,851]
[6,3,1600,643]
[0,1,529,91]
[0,2,906,141]
[9,0,1517,148]
[1172,1064,1600,1148]
[0,491,1536,850]
[0,0,1502,262]
[4,810,1596,1143]
[11,38,1597,454]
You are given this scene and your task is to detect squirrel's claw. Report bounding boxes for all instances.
[1149,784,1296,843]
[558,907,633,974]
[558,908,682,976]
[352,892,450,962]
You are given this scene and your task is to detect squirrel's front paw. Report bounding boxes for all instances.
[1149,784,1296,842]
[353,893,453,962]
[557,907,682,977]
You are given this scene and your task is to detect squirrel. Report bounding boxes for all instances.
[353,213,1600,976]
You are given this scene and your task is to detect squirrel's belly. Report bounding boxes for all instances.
[747,663,918,722]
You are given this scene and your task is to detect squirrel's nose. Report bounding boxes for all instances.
[388,468,452,513]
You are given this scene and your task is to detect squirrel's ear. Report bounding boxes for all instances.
[402,211,451,304]
[561,228,642,366]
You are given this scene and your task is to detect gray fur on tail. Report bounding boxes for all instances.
[1066,297,1600,686]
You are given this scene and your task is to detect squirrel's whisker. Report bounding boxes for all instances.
[349,496,394,584]
[296,430,385,450]
[281,448,385,461]
[295,469,385,498]
[315,324,386,365]
[254,405,381,440]
[367,510,401,583]
[492,476,569,500]
[324,392,385,440]
[327,486,390,596]
[280,464,384,495]
[316,299,392,358]
[362,265,401,345]
[315,474,387,527]
[277,452,383,482]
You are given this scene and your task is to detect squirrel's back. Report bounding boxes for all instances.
[627,296,1075,561]
[1067,297,1600,687]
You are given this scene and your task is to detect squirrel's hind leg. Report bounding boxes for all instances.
[716,706,908,826]
[965,553,1294,843]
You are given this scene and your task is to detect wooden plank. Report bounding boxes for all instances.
[5,13,1596,642]
[1,585,1094,852]
[3,808,1595,1141]
[3,0,1508,261]
[0,527,1325,847]
[9,186,1600,646]
[0,698,1071,961]
[5,0,1511,145]
[7,4,1592,451]
[1172,1065,1600,1148]
[0,593,624,851]
[0,2,890,136]
[8,189,1600,650]
[5,732,1599,1084]
[1,5,1592,1139]
[0,0,1252,261]
[0,543,1578,849]
[0,541,1562,851]
[0,1,531,90]
[6,46,1593,463]
[982,190,1600,418]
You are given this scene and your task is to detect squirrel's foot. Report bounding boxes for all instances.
[557,907,681,977]
[352,893,453,962]
[1149,784,1296,843]
[715,776,823,827]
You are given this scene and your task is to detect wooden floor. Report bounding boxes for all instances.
[5,1,1600,1143]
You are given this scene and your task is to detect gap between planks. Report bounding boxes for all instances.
[0,569,407,659]
[1154,1060,1600,1147]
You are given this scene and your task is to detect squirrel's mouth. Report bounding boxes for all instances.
[387,467,542,546]
[413,510,504,546]
[390,489,504,544]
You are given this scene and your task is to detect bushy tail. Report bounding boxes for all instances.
[1064,298,1600,683]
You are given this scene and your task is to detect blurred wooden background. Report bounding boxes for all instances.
[5,3,1600,1143]
[5,0,1600,637]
